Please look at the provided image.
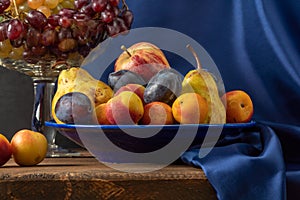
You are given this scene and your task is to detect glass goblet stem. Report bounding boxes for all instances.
[32,78,58,156]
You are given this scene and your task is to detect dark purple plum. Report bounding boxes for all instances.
[55,92,96,124]
[108,69,146,92]
[143,69,183,106]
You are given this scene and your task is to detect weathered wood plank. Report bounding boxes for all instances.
[0,157,217,200]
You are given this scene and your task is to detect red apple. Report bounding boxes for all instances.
[114,83,145,104]
[11,129,48,166]
[0,134,12,166]
[221,90,254,123]
[114,42,171,82]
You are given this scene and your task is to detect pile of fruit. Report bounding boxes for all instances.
[0,130,48,167]
[51,42,254,125]
[0,0,133,63]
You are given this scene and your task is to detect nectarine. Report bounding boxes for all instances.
[106,91,144,125]
[172,93,209,124]
[221,90,254,123]
[141,102,174,125]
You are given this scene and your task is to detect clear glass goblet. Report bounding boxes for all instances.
[0,56,83,157]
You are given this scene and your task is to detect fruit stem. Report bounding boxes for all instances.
[122,0,129,10]
[186,44,202,71]
[121,45,132,57]
[11,0,19,17]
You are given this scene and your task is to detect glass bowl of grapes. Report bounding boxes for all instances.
[0,0,133,157]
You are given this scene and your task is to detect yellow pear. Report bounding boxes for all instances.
[52,67,113,124]
[182,45,226,124]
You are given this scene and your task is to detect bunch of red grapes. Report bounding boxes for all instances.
[0,0,133,63]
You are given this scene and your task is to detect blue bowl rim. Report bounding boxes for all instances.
[45,120,256,130]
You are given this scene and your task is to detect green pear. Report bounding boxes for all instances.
[182,45,226,124]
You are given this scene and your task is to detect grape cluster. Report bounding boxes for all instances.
[0,0,10,14]
[18,0,75,18]
[0,0,133,64]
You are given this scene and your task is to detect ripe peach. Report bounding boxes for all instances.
[114,83,145,104]
[172,93,209,124]
[11,129,48,166]
[221,90,254,123]
[95,103,111,125]
[106,91,144,125]
[0,134,12,166]
[141,102,175,125]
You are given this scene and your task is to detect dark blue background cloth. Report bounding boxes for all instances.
[127,0,300,199]
[127,0,300,125]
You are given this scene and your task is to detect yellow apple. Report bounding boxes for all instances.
[11,129,48,166]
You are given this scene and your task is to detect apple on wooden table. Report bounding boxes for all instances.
[0,134,12,166]
[10,129,48,166]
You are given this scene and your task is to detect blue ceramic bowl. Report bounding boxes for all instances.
[45,121,256,163]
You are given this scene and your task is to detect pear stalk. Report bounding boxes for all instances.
[121,45,132,57]
[186,44,202,72]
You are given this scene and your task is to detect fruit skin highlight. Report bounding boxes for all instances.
[0,134,12,166]
[221,90,254,123]
[172,93,209,124]
[11,129,48,166]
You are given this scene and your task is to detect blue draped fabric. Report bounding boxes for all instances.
[127,1,300,199]
[182,123,286,200]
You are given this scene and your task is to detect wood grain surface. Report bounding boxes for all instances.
[0,156,217,200]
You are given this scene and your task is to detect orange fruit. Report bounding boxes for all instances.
[141,102,174,125]
[221,90,254,123]
[172,93,208,124]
